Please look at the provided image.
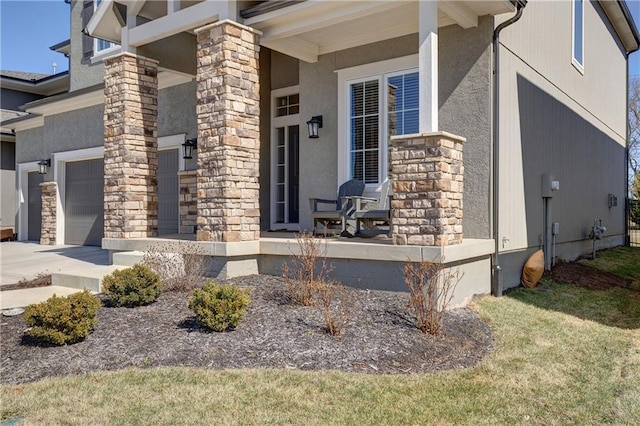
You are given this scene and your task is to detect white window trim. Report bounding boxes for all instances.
[16,161,40,242]
[337,55,418,195]
[91,43,121,64]
[270,85,300,230]
[572,0,585,74]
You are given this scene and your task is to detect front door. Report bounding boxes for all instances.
[271,89,300,229]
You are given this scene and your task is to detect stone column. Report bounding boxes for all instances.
[179,170,197,234]
[40,182,57,245]
[194,20,261,242]
[389,132,464,246]
[103,53,159,239]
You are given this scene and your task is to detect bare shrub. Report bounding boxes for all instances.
[404,259,463,336]
[283,232,332,306]
[315,281,353,336]
[141,242,210,292]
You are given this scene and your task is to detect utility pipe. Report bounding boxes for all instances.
[491,0,527,296]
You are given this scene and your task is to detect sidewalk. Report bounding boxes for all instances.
[1,242,110,310]
[0,241,109,286]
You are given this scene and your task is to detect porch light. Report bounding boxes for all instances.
[38,159,51,175]
[306,115,323,139]
[182,138,198,160]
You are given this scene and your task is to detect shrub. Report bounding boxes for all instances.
[23,290,101,345]
[315,281,353,336]
[141,242,210,292]
[283,232,332,306]
[404,259,463,336]
[188,281,250,332]
[102,264,162,307]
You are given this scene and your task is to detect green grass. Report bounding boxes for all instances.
[2,255,640,425]
[578,246,640,282]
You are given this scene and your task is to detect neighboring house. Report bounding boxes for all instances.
[2,0,638,301]
[0,69,69,234]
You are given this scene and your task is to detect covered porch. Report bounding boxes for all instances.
[83,0,513,303]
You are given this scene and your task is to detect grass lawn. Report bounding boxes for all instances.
[2,248,639,425]
[578,246,640,283]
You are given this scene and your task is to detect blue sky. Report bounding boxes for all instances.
[0,0,640,76]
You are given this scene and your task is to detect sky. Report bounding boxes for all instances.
[0,0,640,76]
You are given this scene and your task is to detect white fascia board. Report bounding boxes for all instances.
[439,1,478,29]
[10,116,45,132]
[128,1,221,47]
[87,0,118,42]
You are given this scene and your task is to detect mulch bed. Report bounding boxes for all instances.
[549,262,634,291]
[0,275,493,385]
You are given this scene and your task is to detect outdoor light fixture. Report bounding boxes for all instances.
[38,159,51,175]
[306,115,323,139]
[182,138,198,159]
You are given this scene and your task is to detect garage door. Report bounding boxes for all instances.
[27,171,43,241]
[65,159,104,246]
[158,149,179,235]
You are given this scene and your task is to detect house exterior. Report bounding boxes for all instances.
[2,0,638,301]
[1,69,69,235]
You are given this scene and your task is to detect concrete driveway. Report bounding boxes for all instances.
[0,241,109,286]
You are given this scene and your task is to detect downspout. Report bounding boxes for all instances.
[491,0,527,297]
[626,51,630,245]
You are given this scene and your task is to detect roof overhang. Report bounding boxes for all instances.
[242,0,516,63]
[87,0,225,48]
[49,39,71,56]
[598,0,640,54]
[0,72,69,96]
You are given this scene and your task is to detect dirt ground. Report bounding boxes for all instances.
[0,275,493,385]
[549,261,634,291]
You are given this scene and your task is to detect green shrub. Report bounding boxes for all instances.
[188,281,250,332]
[23,290,101,345]
[102,264,162,307]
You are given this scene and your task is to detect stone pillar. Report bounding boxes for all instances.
[194,20,261,242]
[103,53,159,239]
[179,170,197,234]
[389,132,464,246]
[40,182,57,245]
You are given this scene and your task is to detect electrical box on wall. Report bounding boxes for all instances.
[608,194,618,208]
[542,174,560,198]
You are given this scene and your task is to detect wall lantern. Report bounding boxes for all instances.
[38,159,51,175]
[306,115,323,139]
[182,138,198,160]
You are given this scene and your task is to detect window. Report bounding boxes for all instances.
[572,0,584,71]
[341,61,419,187]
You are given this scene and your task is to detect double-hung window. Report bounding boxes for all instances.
[339,56,419,190]
[572,0,584,72]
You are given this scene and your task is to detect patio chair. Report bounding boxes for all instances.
[347,179,393,237]
[309,179,365,236]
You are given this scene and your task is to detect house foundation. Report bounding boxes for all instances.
[194,20,261,243]
[103,53,159,239]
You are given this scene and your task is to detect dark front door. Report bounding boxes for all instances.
[27,171,43,241]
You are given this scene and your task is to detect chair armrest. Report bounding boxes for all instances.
[309,198,338,211]
[342,196,378,212]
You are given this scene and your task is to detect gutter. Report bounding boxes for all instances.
[491,0,527,297]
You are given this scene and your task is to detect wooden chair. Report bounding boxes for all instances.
[309,179,365,235]
[348,179,393,237]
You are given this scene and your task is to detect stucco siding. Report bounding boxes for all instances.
[69,0,105,92]
[16,127,45,165]
[439,16,493,239]
[271,51,299,90]
[158,81,197,139]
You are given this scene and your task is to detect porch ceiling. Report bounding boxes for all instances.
[244,0,516,63]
